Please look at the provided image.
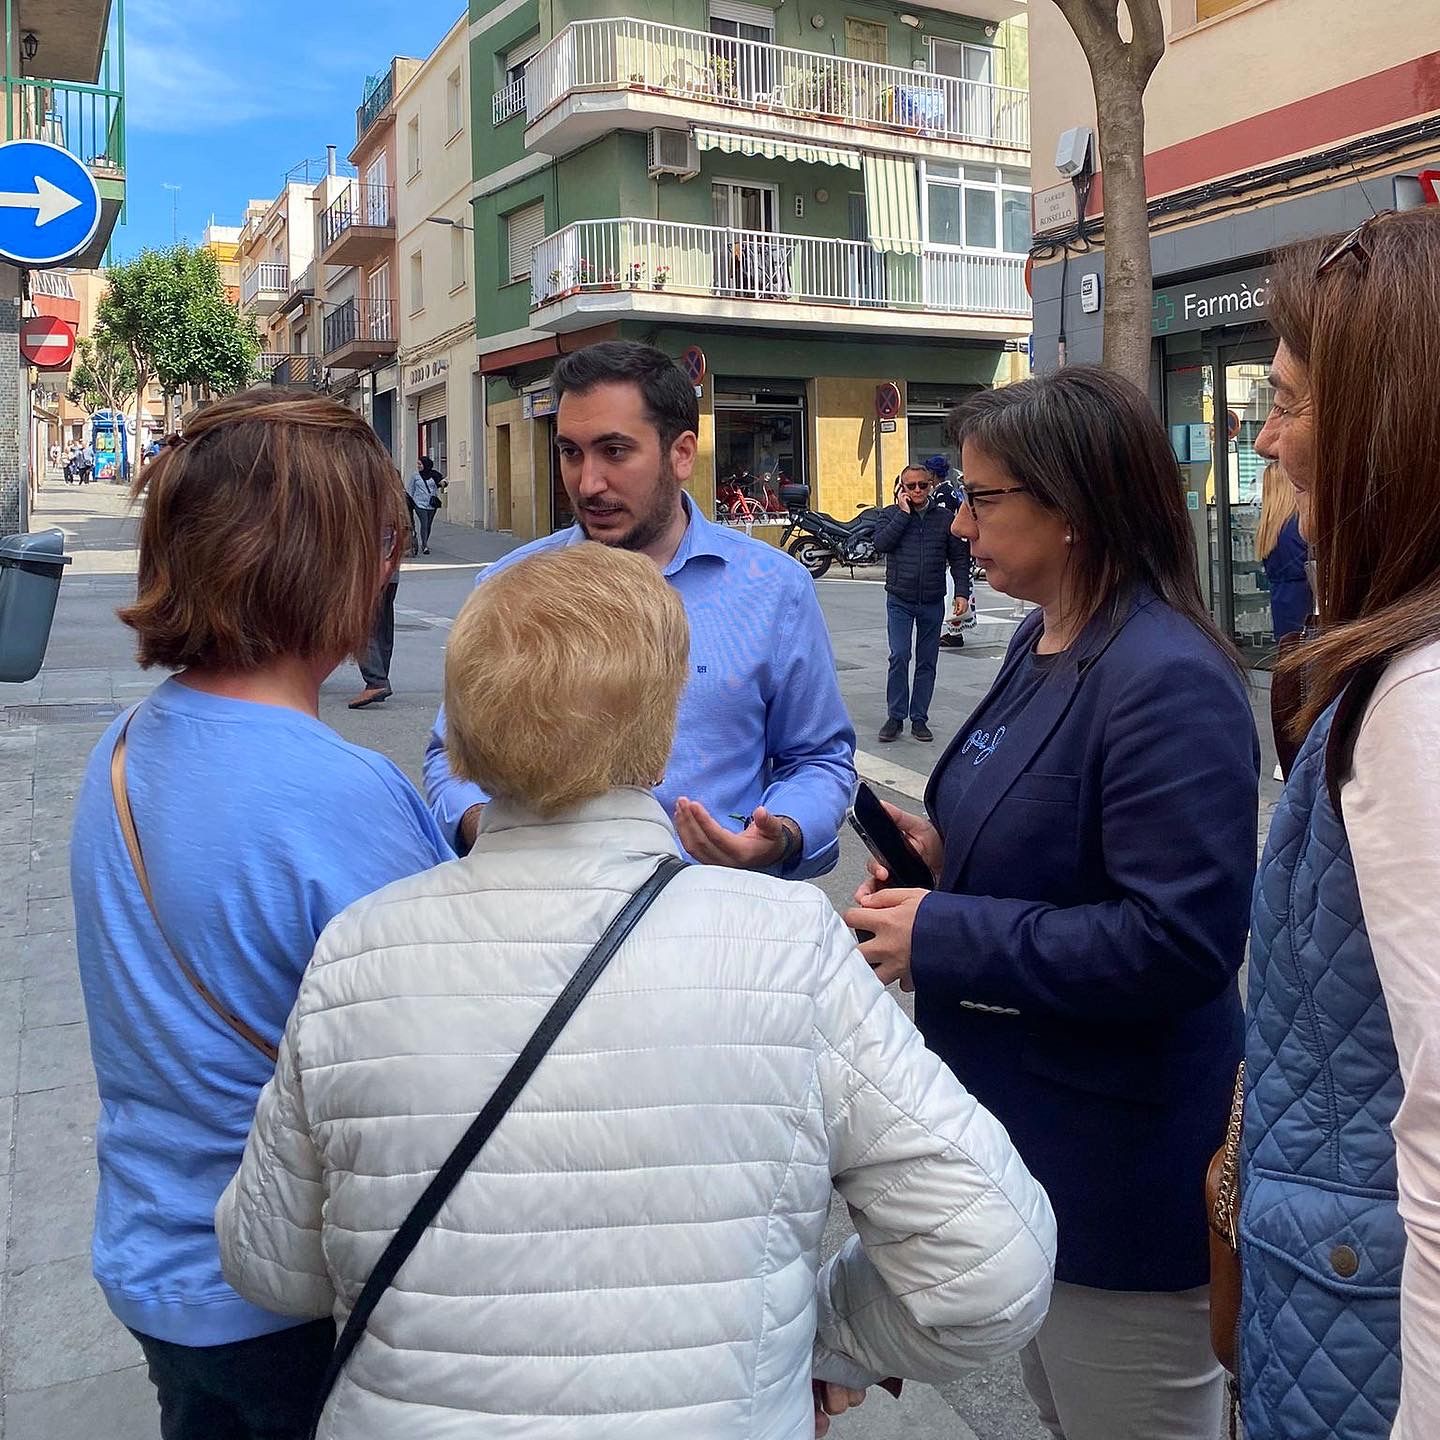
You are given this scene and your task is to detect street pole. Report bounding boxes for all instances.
[162,182,180,244]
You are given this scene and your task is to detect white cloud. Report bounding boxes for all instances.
[125,38,281,133]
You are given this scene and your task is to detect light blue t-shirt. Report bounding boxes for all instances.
[70,678,452,1345]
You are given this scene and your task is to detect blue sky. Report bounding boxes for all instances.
[115,0,466,256]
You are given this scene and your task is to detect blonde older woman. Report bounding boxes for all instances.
[217,542,1055,1439]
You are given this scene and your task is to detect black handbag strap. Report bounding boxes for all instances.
[309,855,687,1436]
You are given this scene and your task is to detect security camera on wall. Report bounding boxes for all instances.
[1055,127,1094,181]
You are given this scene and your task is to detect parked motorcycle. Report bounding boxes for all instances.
[777,482,883,579]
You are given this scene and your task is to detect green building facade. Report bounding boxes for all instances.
[470,0,1030,537]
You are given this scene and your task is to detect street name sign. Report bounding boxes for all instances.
[0,140,101,267]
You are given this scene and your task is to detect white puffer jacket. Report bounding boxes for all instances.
[217,792,1055,1438]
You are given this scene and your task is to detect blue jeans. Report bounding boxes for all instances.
[886,595,944,724]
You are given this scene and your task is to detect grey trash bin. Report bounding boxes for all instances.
[0,528,72,683]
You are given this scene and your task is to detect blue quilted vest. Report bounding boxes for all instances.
[1240,700,1404,1439]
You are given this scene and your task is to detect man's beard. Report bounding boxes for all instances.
[576,457,683,552]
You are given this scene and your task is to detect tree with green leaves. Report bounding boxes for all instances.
[99,244,261,463]
[67,325,137,422]
[1051,0,1165,390]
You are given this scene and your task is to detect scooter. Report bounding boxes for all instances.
[776,482,883,579]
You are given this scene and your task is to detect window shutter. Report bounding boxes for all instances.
[709,1,774,29]
[505,34,544,70]
[418,385,447,424]
[506,202,546,282]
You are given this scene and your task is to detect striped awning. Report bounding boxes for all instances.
[694,127,860,169]
[861,154,922,256]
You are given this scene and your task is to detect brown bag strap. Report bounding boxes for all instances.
[109,707,279,1063]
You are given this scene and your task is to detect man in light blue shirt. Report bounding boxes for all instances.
[425,341,855,878]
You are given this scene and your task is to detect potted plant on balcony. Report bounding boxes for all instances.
[597,267,620,292]
[653,264,672,291]
[578,257,595,287]
[709,55,739,101]
[546,266,566,300]
[626,260,646,289]
[790,68,852,117]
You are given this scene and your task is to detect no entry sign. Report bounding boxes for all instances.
[20,313,75,369]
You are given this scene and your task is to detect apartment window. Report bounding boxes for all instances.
[921,162,1030,255]
[505,200,545,283]
[446,68,464,139]
[496,36,541,125]
[708,1,774,43]
[450,222,466,291]
[406,115,421,179]
[410,251,424,313]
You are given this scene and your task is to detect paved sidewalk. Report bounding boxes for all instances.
[1,480,155,1440]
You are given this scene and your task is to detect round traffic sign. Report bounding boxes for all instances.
[681,345,706,385]
[0,140,101,267]
[875,382,901,420]
[20,313,75,369]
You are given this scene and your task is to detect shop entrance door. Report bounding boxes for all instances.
[1215,342,1277,663]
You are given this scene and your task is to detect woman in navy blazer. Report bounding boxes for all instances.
[847,367,1259,1440]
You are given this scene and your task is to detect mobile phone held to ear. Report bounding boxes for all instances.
[847,782,934,891]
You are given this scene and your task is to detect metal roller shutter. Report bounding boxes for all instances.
[417,385,447,424]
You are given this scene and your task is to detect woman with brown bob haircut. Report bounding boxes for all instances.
[1240,207,1440,1440]
[69,389,451,1440]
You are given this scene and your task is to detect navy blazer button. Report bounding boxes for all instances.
[1330,1244,1359,1278]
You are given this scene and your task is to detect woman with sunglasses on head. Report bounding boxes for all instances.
[845,365,1260,1440]
[1239,209,1440,1440]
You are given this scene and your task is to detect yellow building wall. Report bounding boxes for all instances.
[811,377,908,520]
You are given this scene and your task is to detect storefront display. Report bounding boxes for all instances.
[713,380,805,526]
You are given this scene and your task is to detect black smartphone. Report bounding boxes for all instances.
[847,782,934,891]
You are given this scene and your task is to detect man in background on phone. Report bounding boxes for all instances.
[423,340,855,877]
[873,465,973,744]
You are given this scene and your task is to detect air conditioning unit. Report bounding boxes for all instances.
[647,128,699,180]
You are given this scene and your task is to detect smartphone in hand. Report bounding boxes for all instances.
[847,782,934,891]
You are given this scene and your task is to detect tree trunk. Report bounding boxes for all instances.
[1094,71,1154,392]
[1050,0,1166,393]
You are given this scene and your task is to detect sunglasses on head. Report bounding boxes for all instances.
[1315,210,1394,278]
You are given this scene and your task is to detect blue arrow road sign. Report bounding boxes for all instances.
[0,140,101,266]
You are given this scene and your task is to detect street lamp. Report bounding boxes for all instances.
[426,215,473,232]
[20,32,38,63]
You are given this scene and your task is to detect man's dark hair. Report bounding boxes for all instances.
[552,341,698,451]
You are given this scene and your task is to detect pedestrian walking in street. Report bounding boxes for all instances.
[64,443,78,483]
[68,391,452,1440]
[846,366,1260,1440]
[424,340,856,874]
[217,541,1056,1440]
[1257,461,1313,778]
[348,574,397,709]
[1239,208,1440,1440]
[873,464,972,743]
[405,454,445,554]
[80,441,95,484]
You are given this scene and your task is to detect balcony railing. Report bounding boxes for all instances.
[271,355,323,387]
[320,181,394,251]
[358,69,394,140]
[240,262,288,306]
[531,219,1029,319]
[527,18,1028,151]
[324,297,397,355]
[493,75,526,126]
[4,76,126,169]
[258,351,289,373]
